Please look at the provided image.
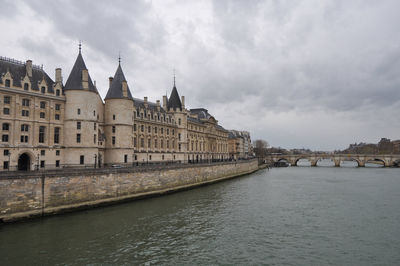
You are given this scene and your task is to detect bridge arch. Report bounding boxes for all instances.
[365,158,385,167]
[294,157,311,166]
[342,158,362,167]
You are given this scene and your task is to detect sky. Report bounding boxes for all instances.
[1,0,399,151]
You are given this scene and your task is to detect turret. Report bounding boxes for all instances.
[63,44,104,167]
[104,59,134,165]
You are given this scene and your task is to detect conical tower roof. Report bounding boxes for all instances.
[167,77,182,110]
[64,51,98,92]
[105,63,133,100]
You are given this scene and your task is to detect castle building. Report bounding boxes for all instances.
[0,48,230,171]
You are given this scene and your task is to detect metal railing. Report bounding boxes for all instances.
[0,158,257,178]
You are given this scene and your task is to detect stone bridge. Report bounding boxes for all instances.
[264,154,400,167]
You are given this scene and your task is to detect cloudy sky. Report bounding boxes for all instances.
[1,0,399,150]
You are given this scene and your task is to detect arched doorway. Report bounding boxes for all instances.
[18,153,31,171]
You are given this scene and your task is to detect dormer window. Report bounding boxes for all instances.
[56,89,60,96]
[24,83,29,91]
[5,79,10,87]
[41,86,46,93]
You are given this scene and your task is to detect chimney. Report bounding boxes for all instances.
[109,77,113,88]
[82,69,88,89]
[122,81,127,97]
[163,95,167,110]
[181,96,185,110]
[144,97,148,103]
[26,60,32,78]
[156,100,160,111]
[55,68,62,83]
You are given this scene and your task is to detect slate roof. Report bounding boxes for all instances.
[64,52,98,93]
[105,64,133,100]
[190,108,213,120]
[167,85,182,110]
[0,57,55,92]
[133,97,166,113]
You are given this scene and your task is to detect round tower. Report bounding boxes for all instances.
[63,47,104,167]
[104,62,134,165]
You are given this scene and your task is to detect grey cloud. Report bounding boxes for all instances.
[2,0,400,149]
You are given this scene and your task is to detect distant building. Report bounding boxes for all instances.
[228,130,252,159]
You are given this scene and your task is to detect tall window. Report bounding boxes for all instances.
[56,90,60,96]
[148,139,151,148]
[22,99,30,106]
[112,136,115,145]
[76,134,81,143]
[55,104,61,110]
[3,96,10,104]
[55,114,60,120]
[40,112,45,119]
[21,124,29,132]
[94,123,96,130]
[39,126,45,143]
[112,126,116,133]
[54,127,60,144]
[80,155,84,165]
[148,126,151,133]
[22,110,29,117]
[140,138,144,148]
[2,123,9,131]
[2,134,9,142]
[77,108,81,115]
[134,137,137,147]
[41,86,46,93]
[20,135,28,143]
[77,121,81,130]
[154,139,158,148]
[113,114,115,120]
[93,134,97,144]
[5,79,10,87]
[40,101,46,109]
[3,108,10,115]
[124,155,128,163]
[24,83,29,90]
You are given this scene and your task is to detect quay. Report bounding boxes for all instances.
[0,159,260,223]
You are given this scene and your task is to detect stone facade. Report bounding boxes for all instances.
[0,49,233,170]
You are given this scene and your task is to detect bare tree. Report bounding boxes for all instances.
[254,139,269,157]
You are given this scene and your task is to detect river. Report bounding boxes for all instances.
[1,163,400,265]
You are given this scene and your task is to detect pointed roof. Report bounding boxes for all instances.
[64,51,98,92]
[167,82,182,110]
[105,63,133,100]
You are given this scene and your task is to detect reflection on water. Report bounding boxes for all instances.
[1,167,400,265]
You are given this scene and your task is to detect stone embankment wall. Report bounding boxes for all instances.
[0,160,259,222]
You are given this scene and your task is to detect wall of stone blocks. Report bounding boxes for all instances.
[0,160,258,221]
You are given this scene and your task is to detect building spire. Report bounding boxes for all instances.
[173,68,176,87]
[79,40,82,54]
[118,51,121,65]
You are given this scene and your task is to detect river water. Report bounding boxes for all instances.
[1,163,400,265]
